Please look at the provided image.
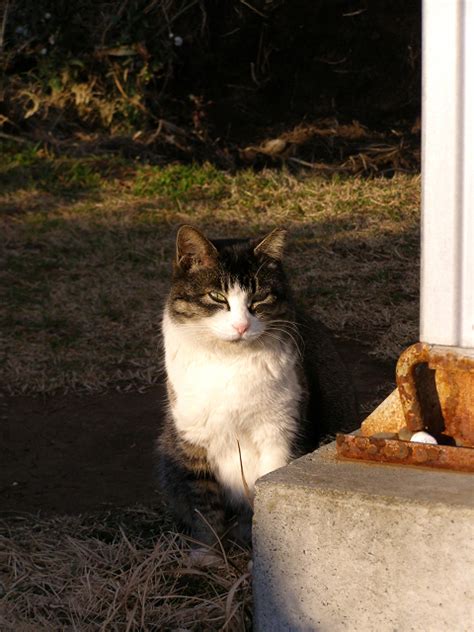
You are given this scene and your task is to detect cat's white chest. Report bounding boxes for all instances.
[163,312,302,501]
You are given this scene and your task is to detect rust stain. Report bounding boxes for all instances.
[336,434,474,473]
[396,343,431,433]
[395,343,474,449]
[346,343,474,472]
[360,389,406,437]
[436,369,474,447]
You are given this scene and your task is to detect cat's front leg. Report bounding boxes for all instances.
[157,429,227,549]
[186,477,228,546]
[257,440,291,480]
[228,503,253,545]
[160,467,227,547]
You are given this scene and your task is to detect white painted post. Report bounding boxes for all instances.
[421,0,474,348]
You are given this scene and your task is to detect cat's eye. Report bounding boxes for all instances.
[209,291,228,304]
[251,293,276,309]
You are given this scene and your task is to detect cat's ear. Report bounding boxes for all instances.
[176,225,218,271]
[254,228,287,261]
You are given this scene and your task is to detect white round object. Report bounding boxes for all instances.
[410,431,438,445]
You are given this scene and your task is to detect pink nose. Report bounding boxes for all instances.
[233,322,249,336]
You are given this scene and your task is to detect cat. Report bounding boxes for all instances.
[156,225,357,551]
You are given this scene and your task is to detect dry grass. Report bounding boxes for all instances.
[0,508,252,631]
[0,146,421,395]
[0,150,421,630]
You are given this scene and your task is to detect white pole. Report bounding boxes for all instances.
[421,0,474,348]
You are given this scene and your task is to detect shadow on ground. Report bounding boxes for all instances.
[0,339,394,516]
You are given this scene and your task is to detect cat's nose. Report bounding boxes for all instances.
[233,321,249,336]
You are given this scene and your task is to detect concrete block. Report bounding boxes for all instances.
[253,443,474,632]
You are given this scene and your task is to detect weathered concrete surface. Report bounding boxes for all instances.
[253,443,474,632]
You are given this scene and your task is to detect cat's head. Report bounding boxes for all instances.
[166,225,292,344]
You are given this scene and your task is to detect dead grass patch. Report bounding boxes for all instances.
[0,149,421,395]
[0,508,252,631]
[241,121,419,176]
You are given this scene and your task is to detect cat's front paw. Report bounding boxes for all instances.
[187,546,225,568]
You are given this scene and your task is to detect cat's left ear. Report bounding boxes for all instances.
[176,225,218,271]
[254,228,287,261]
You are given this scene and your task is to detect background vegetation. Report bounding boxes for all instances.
[1,0,420,170]
[1,143,420,396]
[1,3,422,630]
[1,0,423,396]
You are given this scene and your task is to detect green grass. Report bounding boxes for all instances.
[133,162,227,199]
[0,143,421,395]
[0,143,127,195]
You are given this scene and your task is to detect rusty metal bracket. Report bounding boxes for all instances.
[336,434,474,473]
[337,343,474,472]
[396,343,474,447]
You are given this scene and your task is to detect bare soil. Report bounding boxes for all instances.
[0,339,394,516]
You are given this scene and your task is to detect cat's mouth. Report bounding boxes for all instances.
[226,331,263,344]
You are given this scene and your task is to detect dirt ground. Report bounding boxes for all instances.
[0,338,394,516]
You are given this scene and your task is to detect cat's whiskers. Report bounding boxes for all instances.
[171,316,304,354]
[265,326,304,359]
[266,318,305,344]
[173,322,217,336]
[268,325,305,354]
[253,260,268,288]
[267,318,305,337]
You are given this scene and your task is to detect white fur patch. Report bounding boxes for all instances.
[162,307,302,503]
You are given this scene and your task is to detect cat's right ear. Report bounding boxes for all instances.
[254,227,287,261]
[176,225,218,271]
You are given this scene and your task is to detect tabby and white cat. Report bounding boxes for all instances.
[157,225,356,548]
